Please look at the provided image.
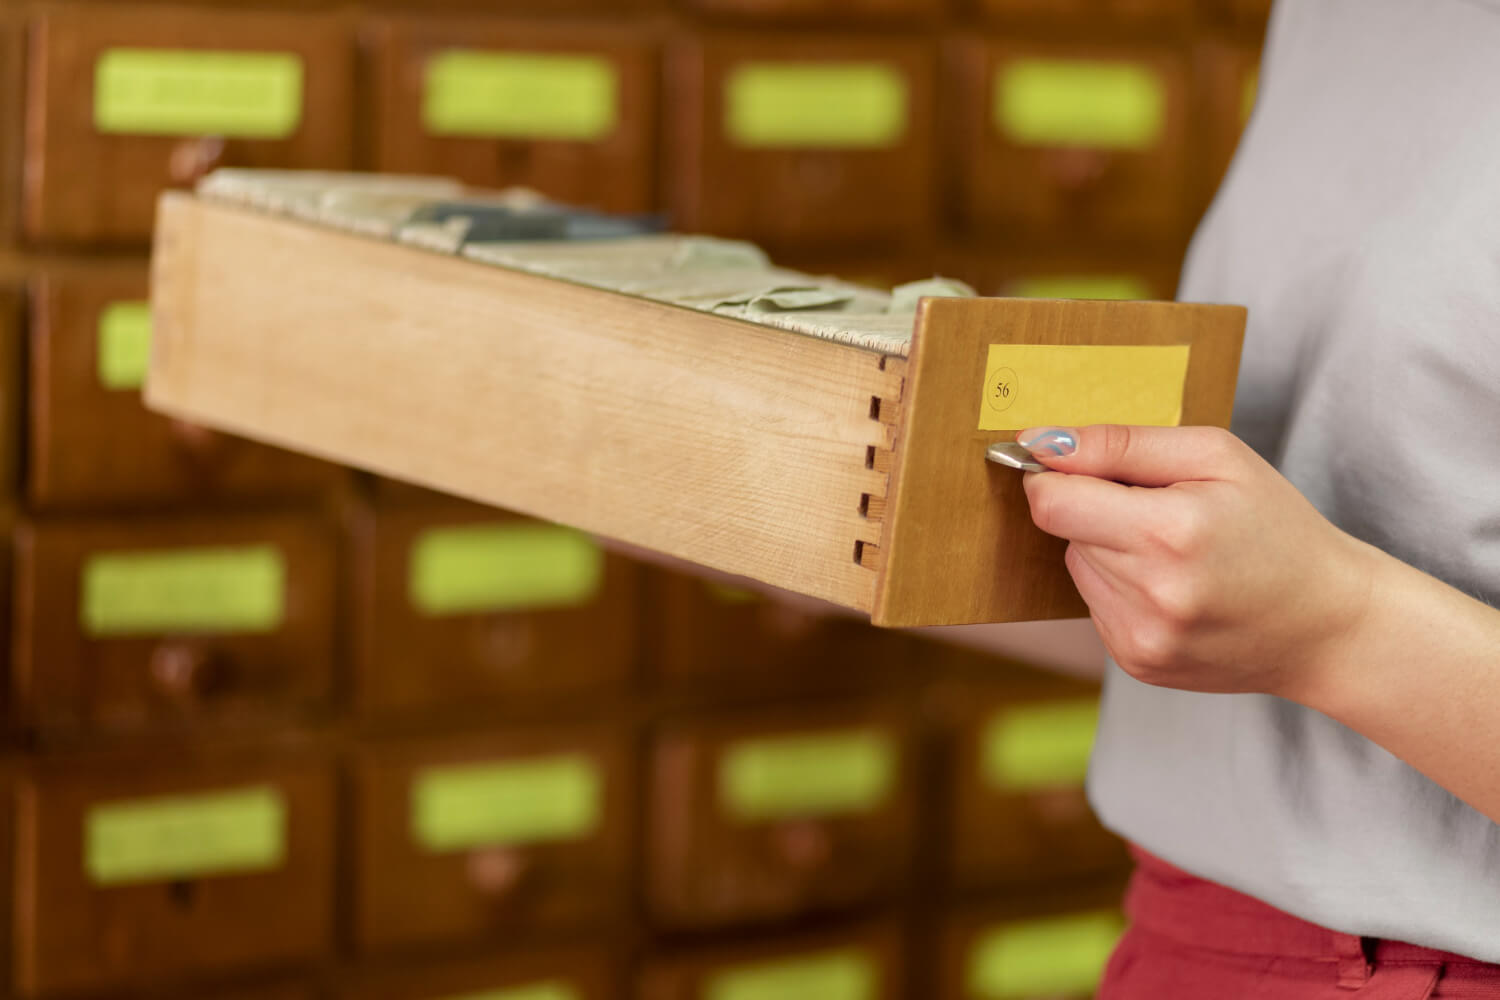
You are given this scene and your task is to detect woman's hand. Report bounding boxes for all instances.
[1017,424,1379,700]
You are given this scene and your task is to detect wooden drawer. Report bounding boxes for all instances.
[945,682,1127,889]
[949,38,1191,241]
[15,753,335,995]
[366,17,656,215]
[0,284,21,499]
[937,247,1181,303]
[28,268,347,510]
[939,891,1127,1000]
[22,4,353,246]
[668,34,936,249]
[648,703,915,928]
[351,725,632,955]
[973,0,1191,24]
[342,948,615,1000]
[12,513,336,737]
[683,0,943,22]
[352,504,638,718]
[1,13,22,248]
[641,922,904,1000]
[1194,40,1261,211]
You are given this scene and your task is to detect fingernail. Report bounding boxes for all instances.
[1017,428,1078,458]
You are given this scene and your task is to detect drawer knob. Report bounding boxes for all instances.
[479,618,538,671]
[465,846,530,896]
[167,418,231,463]
[1041,148,1112,193]
[758,603,820,643]
[771,819,833,872]
[169,136,228,186]
[150,642,226,701]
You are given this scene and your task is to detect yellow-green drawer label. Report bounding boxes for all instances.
[995,59,1165,149]
[94,48,304,138]
[708,950,877,1000]
[409,523,603,616]
[726,63,908,149]
[81,545,287,637]
[97,301,153,390]
[439,984,579,1000]
[1242,68,1259,124]
[86,785,286,886]
[977,343,1190,431]
[423,51,619,141]
[413,754,601,852]
[967,911,1126,998]
[719,728,895,821]
[983,700,1100,792]
[1008,275,1153,302]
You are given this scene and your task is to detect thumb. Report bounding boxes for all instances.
[1017,425,1240,487]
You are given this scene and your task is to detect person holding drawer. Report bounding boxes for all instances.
[969,0,1500,993]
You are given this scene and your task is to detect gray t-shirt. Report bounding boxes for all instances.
[1088,0,1500,960]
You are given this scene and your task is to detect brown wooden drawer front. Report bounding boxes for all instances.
[949,687,1127,889]
[683,0,943,21]
[352,726,632,954]
[648,704,914,929]
[15,756,335,995]
[28,269,348,509]
[353,505,638,718]
[668,35,936,249]
[939,891,1127,1000]
[22,4,353,247]
[0,285,21,500]
[973,0,1191,23]
[342,947,616,1000]
[13,514,336,736]
[937,248,1181,304]
[1194,40,1260,211]
[640,922,904,1000]
[949,39,1190,241]
[366,17,657,216]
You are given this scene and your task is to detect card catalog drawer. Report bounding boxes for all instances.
[668,35,935,249]
[0,285,21,499]
[342,948,615,1000]
[648,704,914,928]
[352,725,632,954]
[366,17,656,215]
[640,922,904,1000]
[28,268,348,509]
[937,248,1180,303]
[22,4,352,246]
[683,0,942,22]
[949,39,1190,241]
[13,513,336,736]
[1195,40,1261,211]
[352,504,637,718]
[15,754,335,995]
[940,894,1127,1000]
[974,0,1190,24]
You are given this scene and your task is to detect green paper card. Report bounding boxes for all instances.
[708,950,876,1000]
[1008,275,1153,302]
[725,63,908,149]
[982,700,1100,792]
[423,51,618,141]
[86,785,286,886]
[967,911,1126,998]
[719,728,895,821]
[81,544,286,637]
[409,523,603,616]
[439,983,579,1000]
[995,59,1165,149]
[412,754,601,852]
[97,301,153,390]
[94,48,304,138]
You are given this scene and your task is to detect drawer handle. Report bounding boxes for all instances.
[465,846,532,897]
[169,136,228,186]
[150,642,230,702]
[1040,148,1113,194]
[479,618,538,670]
[770,820,834,872]
[167,418,230,463]
[757,603,820,643]
[1032,786,1093,826]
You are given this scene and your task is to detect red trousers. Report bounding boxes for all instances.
[1099,849,1500,998]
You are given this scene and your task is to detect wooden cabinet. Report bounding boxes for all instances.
[12,513,336,737]
[641,922,904,1000]
[937,246,1181,303]
[351,725,633,954]
[365,17,658,215]
[341,948,617,1000]
[14,751,335,995]
[22,4,353,246]
[973,0,1192,24]
[648,703,915,928]
[1194,39,1261,211]
[939,890,1127,1000]
[0,284,20,500]
[682,0,943,22]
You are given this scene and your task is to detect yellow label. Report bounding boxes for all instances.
[719,729,895,822]
[1241,67,1260,124]
[977,344,1190,431]
[86,785,286,886]
[995,60,1165,149]
[440,985,579,1000]
[423,51,618,141]
[983,700,1099,791]
[409,523,603,616]
[725,63,908,148]
[708,950,877,1000]
[97,301,153,390]
[81,545,286,637]
[94,49,304,138]
[967,911,1126,998]
[412,754,601,852]
[1007,275,1153,302]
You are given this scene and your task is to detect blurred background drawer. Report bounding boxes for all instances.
[351,724,632,955]
[364,16,658,215]
[640,921,904,1000]
[13,513,336,737]
[668,34,936,250]
[648,702,915,928]
[937,246,1181,302]
[351,503,638,719]
[1194,38,1261,215]
[682,0,943,24]
[972,0,1191,25]
[948,37,1191,242]
[341,947,617,1000]
[0,283,20,500]
[22,3,353,247]
[27,267,349,510]
[15,751,335,995]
